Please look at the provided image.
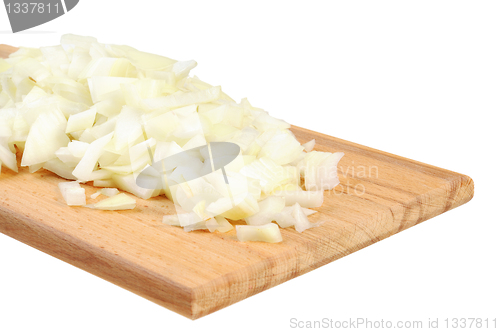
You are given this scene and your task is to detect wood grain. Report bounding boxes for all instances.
[0,44,18,59]
[0,45,474,319]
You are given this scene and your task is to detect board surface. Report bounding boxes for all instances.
[0,45,474,319]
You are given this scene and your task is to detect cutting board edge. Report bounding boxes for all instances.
[187,171,474,319]
[0,204,197,319]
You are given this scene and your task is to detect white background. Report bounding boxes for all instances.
[1,1,498,331]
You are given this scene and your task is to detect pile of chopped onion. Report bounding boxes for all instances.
[0,34,344,243]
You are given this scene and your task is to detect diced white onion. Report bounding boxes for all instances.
[236,223,283,243]
[88,193,136,210]
[0,34,345,242]
[245,196,285,226]
[58,181,86,206]
[274,190,324,208]
[291,202,317,233]
[302,139,315,152]
[90,187,119,199]
[162,214,180,226]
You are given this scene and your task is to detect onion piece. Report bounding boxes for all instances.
[162,214,180,226]
[106,44,176,71]
[111,173,160,200]
[142,86,221,110]
[55,147,80,167]
[87,77,138,103]
[214,216,234,233]
[58,181,86,206]
[0,142,17,172]
[183,220,209,232]
[90,188,119,199]
[291,202,318,233]
[44,159,78,180]
[274,210,296,228]
[274,203,321,231]
[205,217,219,232]
[66,107,96,133]
[253,112,290,131]
[257,129,304,165]
[302,139,315,152]
[21,109,69,167]
[274,190,324,208]
[0,59,12,73]
[100,188,119,196]
[240,157,297,195]
[89,193,135,210]
[207,193,259,220]
[298,151,344,190]
[290,206,317,216]
[236,223,283,243]
[245,196,285,226]
[72,132,113,181]
[67,140,90,158]
[93,179,115,187]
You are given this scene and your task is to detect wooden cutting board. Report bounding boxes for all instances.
[0,45,474,319]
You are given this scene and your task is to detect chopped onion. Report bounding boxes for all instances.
[72,132,113,181]
[58,181,86,206]
[91,187,119,199]
[21,109,69,166]
[100,188,119,196]
[240,157,298,195]
[275,206,317,228]
[291,202,318,233]
[162,214,180,226]
[0,34,345,242]
[274,210,296,228]
[302,139,315,152]
[214,216,234,233]
[183,220,209,232]
[236,223,283,243]
[88,193,136,210]
[66,107,96,133]
[273,202,320,232]
[298,151,344,191]
[0,142,17,172]
[284,206,317,216]
[245,196,285,226]
[274,190,324,208]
